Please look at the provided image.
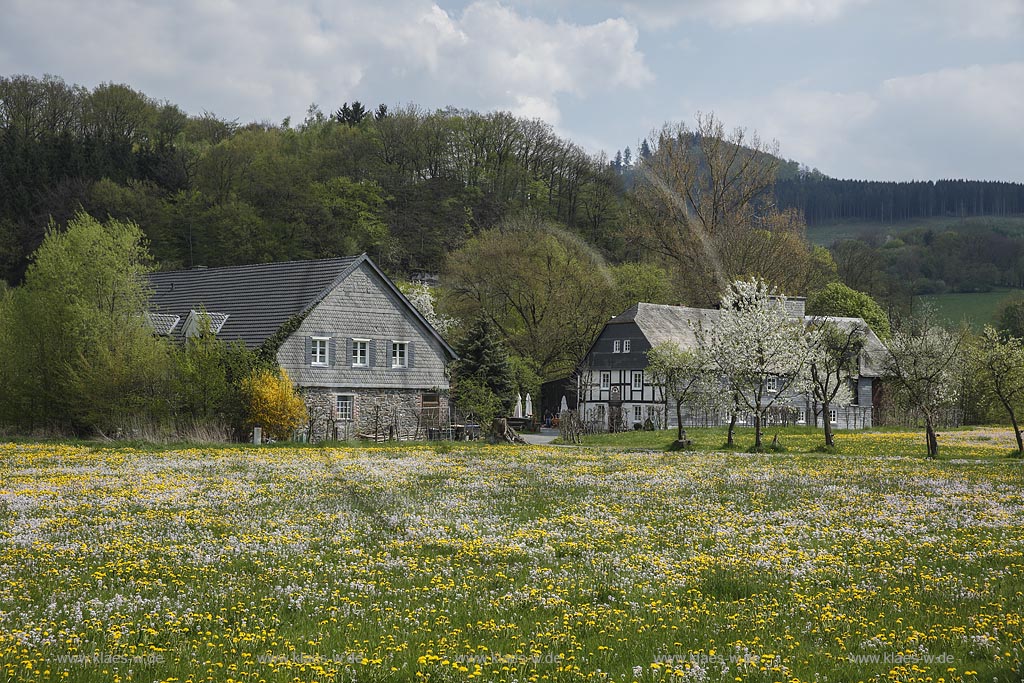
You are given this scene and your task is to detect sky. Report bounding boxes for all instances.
[1,0,1022,181]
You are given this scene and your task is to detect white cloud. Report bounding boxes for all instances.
[672,0,867,26]
[0,0,651,126]
[937,0,1024,39]
[449,2,652,114]
[711,87,877,167]
[519,0,872,29]
[704,62,1024,181]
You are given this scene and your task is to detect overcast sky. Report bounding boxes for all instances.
[1,0,1022,181]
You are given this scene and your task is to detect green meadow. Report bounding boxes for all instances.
[0,438,1021,682]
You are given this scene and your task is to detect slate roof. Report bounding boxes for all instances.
[147,256,362,348]
[608,302,890,378]
[816,316,889,377]
[145,313,181,336]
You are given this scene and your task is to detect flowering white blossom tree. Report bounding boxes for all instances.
[701,278,811,450]
[646,342,721,442]
[884,311,965,458]
[806,320,864,447]
[970,326,1024,455]
[402,282,455,336]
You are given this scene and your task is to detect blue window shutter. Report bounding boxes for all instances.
[346,338,353,367]
[304,336,312,365]
[408,341,415,368]
[329,337,337,367]
[369,339,376,368]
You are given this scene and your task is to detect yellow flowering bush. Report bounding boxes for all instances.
[241,367,306,440]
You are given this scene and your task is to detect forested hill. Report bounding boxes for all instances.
[773,176,1024,225]
[3,74,1024,288]
[609,146,1024,227]
[0,75,623,284]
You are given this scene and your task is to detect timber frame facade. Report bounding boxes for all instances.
[578,299,888,432]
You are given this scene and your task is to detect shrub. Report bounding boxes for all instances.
[242,368,306,440]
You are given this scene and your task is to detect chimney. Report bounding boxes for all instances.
[785,297,806,319]
[768,295,805,319]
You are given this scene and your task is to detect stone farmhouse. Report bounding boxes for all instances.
[147,255,456,441]
[578,298,889,432]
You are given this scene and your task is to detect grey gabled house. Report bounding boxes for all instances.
[148,254,456,440]
[579,298,888,431]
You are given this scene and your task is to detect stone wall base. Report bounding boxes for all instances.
[301,387,450,442]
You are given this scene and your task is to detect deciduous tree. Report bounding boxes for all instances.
[700,278,811,450]
[883,310,965,458]
[0,212,162,432]
[627,113,780,304]
[969,326,1024,455]
[443,216,618,378]
[806,320,864,447]
[400,281,455,337]
[808,282,891,339]
[646,342,720,441]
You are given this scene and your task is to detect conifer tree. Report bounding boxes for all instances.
[453,316,517,414]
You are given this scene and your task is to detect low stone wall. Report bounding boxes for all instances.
[301,387,449,442]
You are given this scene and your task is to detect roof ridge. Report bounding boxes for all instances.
[150,255,361,277]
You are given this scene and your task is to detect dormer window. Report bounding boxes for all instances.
[183,310,229,338]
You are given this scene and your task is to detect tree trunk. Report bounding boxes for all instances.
[1012,411,1023,455]
[676,400,684,441]
[491,418,527,444]
[754,412,763,450]
[823,400,834,447]
[1002,400,1023,455]
[925,418,938,458]
[727,412,736,446]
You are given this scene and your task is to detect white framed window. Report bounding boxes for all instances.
[352,339,369,367]
[335,395,353,421]
[632,371,643,391]
[623,339,631,353]
[311,337,329,366]
[391,341,408,368]
[633,405,643,423]
[600,371,610,390]
[797,409,806,425]
[613,340,621,353]
[829,408,838,424]
[766,376,779,393]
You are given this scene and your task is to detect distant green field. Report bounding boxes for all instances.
[919,288,1023,331]
[806,214,1024,246]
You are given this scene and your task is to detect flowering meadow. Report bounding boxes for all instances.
[0,442,1021,683]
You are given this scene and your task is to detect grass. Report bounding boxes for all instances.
[919,288,1023,331]
[805,214,1024,246]
[0,440,1021,682]
[556,424,1024,459]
